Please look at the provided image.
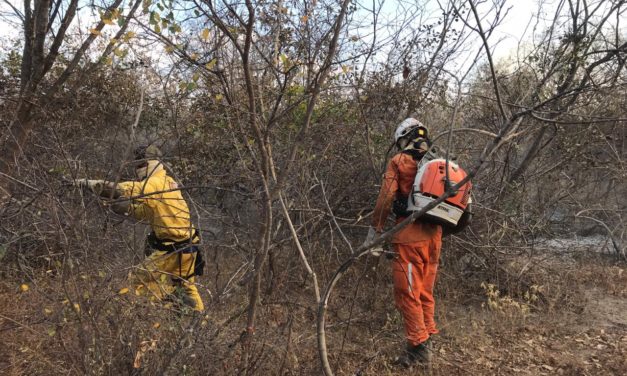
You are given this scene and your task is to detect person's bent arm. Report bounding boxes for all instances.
[371,158,400,233]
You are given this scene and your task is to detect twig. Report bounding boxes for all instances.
[317,176,354,254]
[467,0,508,123]
[574,212,625,260]
[278,192,321,302]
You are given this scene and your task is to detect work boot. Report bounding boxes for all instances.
[394,339,432,368]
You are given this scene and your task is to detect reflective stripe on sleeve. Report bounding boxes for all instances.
[408,263,413,293]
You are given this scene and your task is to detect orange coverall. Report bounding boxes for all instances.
[372,152,442,346]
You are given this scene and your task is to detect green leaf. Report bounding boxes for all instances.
[154,24,161,33]
[280,53,291,69]
[149,11,160,25]
[187,82,197,91]
[192,72,200,81]
[117,16,126,27]
[142,0,151,13]
[156,3,163,11]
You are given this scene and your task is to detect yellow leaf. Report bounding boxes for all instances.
[200,28,210,41]
[98,270,106,278]
[44,308,53,315]
[118,287,129,295]
[342,65,350,73]
[103,57,113,65]
[153,322,161,329]
[215,93,223,101]
[301,15,308,22]
[165,45,175,53]
[102,18,114,25]
[20,284,29,292]
[109,38,118,45]
[123,31,136,42]
[192,72,200,82]
[111,8,121,19]
[61,299,69,305]
[190,53,199,61]
[205,58,217,70]
[73,303,80,313]
[89,28,102,36]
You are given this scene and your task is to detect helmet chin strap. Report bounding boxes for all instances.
[136,160,163,180]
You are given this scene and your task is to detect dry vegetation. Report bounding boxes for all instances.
[1,0,625,375]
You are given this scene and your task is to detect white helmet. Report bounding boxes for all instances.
[394,118,428,144]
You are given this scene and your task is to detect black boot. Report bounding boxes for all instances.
[394,339,432,368]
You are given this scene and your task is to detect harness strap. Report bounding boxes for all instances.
[147,230,200,254]
[147,230,205,279]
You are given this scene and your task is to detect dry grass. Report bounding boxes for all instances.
[1,243,625,375]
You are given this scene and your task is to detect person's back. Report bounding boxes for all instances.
[118,164,195,242]
[372,152,441,244]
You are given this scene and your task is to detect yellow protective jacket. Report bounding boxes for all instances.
[117,167,195,242]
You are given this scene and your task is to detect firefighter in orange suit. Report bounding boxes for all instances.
[370,118,440,367]
[75,145,204,312]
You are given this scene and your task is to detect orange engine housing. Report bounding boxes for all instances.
[416,159,471,210]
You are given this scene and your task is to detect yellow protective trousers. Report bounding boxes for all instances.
[132,250,204,312]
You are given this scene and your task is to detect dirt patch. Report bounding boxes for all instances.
[585,288,627,327]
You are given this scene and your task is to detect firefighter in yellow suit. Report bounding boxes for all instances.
[76,145,204,311]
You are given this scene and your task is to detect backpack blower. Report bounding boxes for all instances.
[406,145,473,234]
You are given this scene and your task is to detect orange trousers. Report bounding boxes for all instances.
[392,236,441,346]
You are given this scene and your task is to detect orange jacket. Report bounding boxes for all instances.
[372,152,441,243]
